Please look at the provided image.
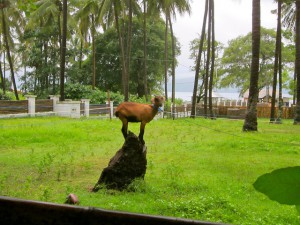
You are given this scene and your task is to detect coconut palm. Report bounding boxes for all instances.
[270,0,282,123]
[59,0,67,101]
[294,0,300,124]
[75,0,103,90]
[191,0,209,118]
[208,0,215,119]
[0,0,25,100]
[243,0,261,131]
[143,0,148,101]
[150,0,191,105]
[99,0,141,101]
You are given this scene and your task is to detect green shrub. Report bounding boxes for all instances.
[64,83,124,104]
[0,90,15,100]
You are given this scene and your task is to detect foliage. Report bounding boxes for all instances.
[68,16,178,97]
[219,27,294,95]
[0,117,300,224]
[253,166,300,214]
[64,83,123,104]
[0,90,14,100]
[189,36,224,90]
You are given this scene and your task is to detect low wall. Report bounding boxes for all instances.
[0,100,28,114]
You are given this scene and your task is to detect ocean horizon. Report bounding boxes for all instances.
[168,91,242,102]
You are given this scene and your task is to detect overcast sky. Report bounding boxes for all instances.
[173,0,278,82]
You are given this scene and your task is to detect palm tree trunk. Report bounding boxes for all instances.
[1,8,18,100]
[270,1,281,123]
[164,13,169,102]
[2,51,5,93]
[125,0,133,102]
[168,14,176,119]
[92,14,96,89]
[143,0,148,101]
[277,1,283,123]
[191,0,209,118]
[209,0,215,119]
[243,0,260,131]
[79,39,83,69]
[294,1,300,124]
[113,2,128,101]
[59,0,67,101]
[204,0,212,119]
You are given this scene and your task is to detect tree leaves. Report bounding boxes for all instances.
[253,166,300,205]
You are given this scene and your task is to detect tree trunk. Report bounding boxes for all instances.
[191,0,208,118]
[92,14,96,90]
[143,0,148,101]
[270,1,281,123]
[243,0,260,131]
[277,1,283,123]
[164,13,169,102]
[1,8,18,100]
[125,0,133,101]
[208,0,215,119]
[204,0,212,119]
[294,1,300,124]
[59,0,67,101]
[2,51,5,93]
[168,14,176,120]
[114,2,128,102]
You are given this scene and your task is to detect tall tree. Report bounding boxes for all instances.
[191,0,209,118]
[270,0,282,123]
[243,0,260,131]
[204,0,212,118]
[75,0,102,90]
[151,0,191,105]
[99,0,140,101]
[208,0,215,119]
[60,0,67,101]
[143,0,148,101]
[0,0,23,100]
[294,0,300,124]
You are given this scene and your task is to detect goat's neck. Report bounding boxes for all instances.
[151,104,159,115]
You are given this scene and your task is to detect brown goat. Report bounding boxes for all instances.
[115,96,164,144]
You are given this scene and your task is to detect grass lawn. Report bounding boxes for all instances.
[0,116,300,224]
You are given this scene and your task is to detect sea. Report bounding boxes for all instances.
[168,91,241,102]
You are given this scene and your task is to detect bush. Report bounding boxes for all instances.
[0,90,15,100]
[64,83,124,104]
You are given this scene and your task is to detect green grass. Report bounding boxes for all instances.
[1,116,300,224]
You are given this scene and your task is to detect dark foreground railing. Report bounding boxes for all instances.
[0,196,227,225]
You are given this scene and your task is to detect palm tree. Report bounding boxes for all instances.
[143,0,148,101]
[191,0,209,118]
[294,0,300,124]
[208,0,215,119]
[0,0,24,100]
[99,0,140,101]
[243,0,260,131]
[270,0,282,123]
[204,0,212,118]
[151,0,191,105]
[75,0,102,90]
[60,0,67,101]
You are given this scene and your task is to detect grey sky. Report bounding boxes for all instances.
[173,0,277,80]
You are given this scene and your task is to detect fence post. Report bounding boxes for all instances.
[26,95,36,117]
[49,95,60,113]
[81,99,90,117]
[106,101,114,119]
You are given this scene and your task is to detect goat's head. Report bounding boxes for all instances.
[152,96,165,107]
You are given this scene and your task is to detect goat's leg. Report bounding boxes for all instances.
[139,122,146,145]
[121,120,128,139]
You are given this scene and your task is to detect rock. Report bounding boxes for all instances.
[64,193,79,205]
[92,131,147,191]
